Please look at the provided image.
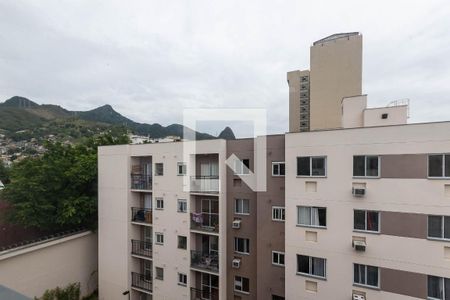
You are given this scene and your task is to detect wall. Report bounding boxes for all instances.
[364,105,408,127]
[0,231,98,299]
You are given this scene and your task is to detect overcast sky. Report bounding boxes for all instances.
[1,0,450,137]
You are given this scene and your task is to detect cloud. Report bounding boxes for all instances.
[1,0,450,137]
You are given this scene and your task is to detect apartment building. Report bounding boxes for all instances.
[288,32,362,132]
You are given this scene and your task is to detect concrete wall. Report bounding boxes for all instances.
[285,121,450,300]
[0,231,98,299]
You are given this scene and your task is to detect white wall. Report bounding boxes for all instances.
[0,231,98,299]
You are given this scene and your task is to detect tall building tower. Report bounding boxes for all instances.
[288,32,363,132]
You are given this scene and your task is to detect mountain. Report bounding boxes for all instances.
[0,96,233,140]
[218,126,236,140]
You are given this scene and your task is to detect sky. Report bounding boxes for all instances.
[1,0,450,137]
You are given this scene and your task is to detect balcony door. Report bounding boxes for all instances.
[143,194,152,209]
[201,235,218,256]
[143,227,152,251]
[201,199,218,228]
[201,273,219,300]
[200,162,218,177]
[143,162,152,176]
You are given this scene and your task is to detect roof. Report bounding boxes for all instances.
[313,32,360,45]
[0,285,31,300]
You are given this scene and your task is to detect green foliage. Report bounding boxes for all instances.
[2,132,129,230]
[34,282,80,300]
[0,159,9,184]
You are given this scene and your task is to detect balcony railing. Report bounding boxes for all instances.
[191,250,219,273]
[190,213,219,233]
[131,207,152,225]
[131,272,152,293]
[131,239,152,258]
[190,288,219,300]
[131,174,152,190]
[190,176,219,194]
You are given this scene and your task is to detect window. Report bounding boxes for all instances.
[429,154,450,178]
[234,237,250,254]
[234,159,250,175]
[354,210,380,232]
[178,273,187,286]
[155,163,164,176]
[272,207,285,221]
[235,199,250,215]
[156,197,164,210]
[272,162,285,176]
[354,264,379,288]
[177,199,187,213]
[428,215,450,240]
[155,233,164,245]
[296,255,326,279]
[353,156,379,177]
[177,162,187,176]
[155,267,164,280]
[272,251,285,267]
[428,275,450,300]
[297,206,326,228]
[178,236,187,249]
[234,276,250,293]
[297,156,326,177]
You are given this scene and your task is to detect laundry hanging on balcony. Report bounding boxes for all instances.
[192,212,203,223]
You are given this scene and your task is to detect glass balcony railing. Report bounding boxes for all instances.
[190,176,219,194]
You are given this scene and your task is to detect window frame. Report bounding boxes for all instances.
[353,210,380,233]
[155,232,164,245]
[427,275,450,300]
[177,235,187,250]
[234,159,250,175]
[296,254,327,279]
[271,162,286,176]
[178,273,187,286]
[234,276,250,294]
[296,206,327,228]
[177,162,187,176]
[353,263,380,289]
[296,156,327,177]
[177,199,187,213]
[155,197,164,210]
[234,237,250,255]
[155,163,164,176]
[427,215,450,241]
[272,251,285,267]
[353,155,380,178]
[428,154,450,179]
[272,206,286,222]
[235,198,250,215]
[155,266,164,280]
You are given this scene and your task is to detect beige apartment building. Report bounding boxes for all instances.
[288,32,362,132]
[98,32,450,300]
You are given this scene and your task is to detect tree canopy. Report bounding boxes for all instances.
[2,132,129,230]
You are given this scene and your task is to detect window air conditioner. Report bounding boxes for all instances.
[352,293,366,300]
[232,220,241,229]
[352,188,366,197]
[352,240,367,252]
[232,258,241,268]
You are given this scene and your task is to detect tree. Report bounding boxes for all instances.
[0,159,9,184]
[2,132,129,230]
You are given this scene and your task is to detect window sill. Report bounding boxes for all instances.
[353,229,380,235]
[296,224,327,230]
[178,283,187,287]
[155,243,164,246]
[272,263,285,268]
[353,283,380,291]
[177,210,187,213]
[272,175,285,177]
[427,176,450,180]
[234,290,250,295]
[352,176,380,179]
[272,219,285,222]
[234,251,250,256]
[427,237,450,243]
[235,213,250,216]
[297,175,327,178]
[296,272,326,281]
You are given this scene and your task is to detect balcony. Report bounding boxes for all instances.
[190,176,219,194]
[131,272,152,293]
[131,240,152,259]
[190,288,219,300]
[190,213,219,234]
[131,174,152,191]
[191,250,219,273]
[131,207,152,225]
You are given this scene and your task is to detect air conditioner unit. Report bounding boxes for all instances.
[352,240,367,252]
[232,258,241,268]
[352,188,366,197]
[352,293,366,300]
[232,220,241,229]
